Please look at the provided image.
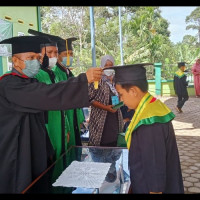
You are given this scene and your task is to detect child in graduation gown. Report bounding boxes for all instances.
[173,62,189,113]
[109,63,184,194]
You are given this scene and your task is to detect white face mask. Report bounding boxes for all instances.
[104,69,115,77]
[49,57,57,69]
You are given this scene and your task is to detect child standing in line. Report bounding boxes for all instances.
[173,62,189,113]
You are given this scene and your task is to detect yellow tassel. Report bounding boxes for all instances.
[67,54,70,65]
[94,81,98,89]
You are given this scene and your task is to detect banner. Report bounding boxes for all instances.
[0,19,12,56]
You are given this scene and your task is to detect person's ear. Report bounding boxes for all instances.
[129,86,137,97]
[12,56,19,67]
[12,56,17,62]
[12,56,24,71]
[58,54,63,62]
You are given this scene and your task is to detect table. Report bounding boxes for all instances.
[22,146,130,194]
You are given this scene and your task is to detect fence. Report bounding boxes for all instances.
[161,63,194,85]
[147,63,195,97]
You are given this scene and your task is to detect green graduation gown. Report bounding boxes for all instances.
[53,63,85,148]
[35,68,70,160]
[34,68,72,183]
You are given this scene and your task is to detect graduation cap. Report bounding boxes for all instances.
[28,29,77,51]
[28,29,58,47]
[45,36,77,66]
[0,36,52,54]
[106,63,154,85]
[178,62,185,68]
[28,29,77,66]
[56,37,77,53]
[28,29,60,68]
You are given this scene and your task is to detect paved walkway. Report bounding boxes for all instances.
[159,96,200,194]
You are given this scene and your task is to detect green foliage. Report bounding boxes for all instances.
[40,6,200,79]
[185,7,200,43]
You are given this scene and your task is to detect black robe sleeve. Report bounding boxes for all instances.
[1,73,90,111]
[129,122,184,194]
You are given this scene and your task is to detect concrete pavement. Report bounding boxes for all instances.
[160,96,200,194]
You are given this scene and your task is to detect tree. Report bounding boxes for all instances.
[123,7,171,63]
[182,35,198,46]
[186,7,200,44]
[40,6,200,80]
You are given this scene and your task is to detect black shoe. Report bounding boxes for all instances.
[176,107,182,113]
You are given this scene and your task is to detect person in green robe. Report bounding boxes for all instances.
[51,37,85,166]
[35,40,70,161]
[34,40,71,184]
[28,29,85,150]
[52,37,85,148]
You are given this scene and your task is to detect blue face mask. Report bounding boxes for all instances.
[22,59,41,78]
[61,56,73,67]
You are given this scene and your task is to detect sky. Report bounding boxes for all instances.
[159,6,198,44]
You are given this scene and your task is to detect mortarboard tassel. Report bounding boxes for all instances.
[94,81,98,89]
[66,39,70,66]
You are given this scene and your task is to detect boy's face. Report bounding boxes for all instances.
[180,65,186,72]
[116,84,140,110]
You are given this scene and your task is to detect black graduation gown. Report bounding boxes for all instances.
[0,72,89,193]
[173,74,188,96]
[129,121,184,194]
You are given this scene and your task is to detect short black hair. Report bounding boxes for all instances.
[119,79,148,92]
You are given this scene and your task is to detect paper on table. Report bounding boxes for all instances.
[52,161,111,189]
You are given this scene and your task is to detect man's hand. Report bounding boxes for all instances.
[123,118,130,123]
[86,67,103,83]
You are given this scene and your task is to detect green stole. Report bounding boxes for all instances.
[125,92,175,149]
[175,69,185,78]
[53,65,85,165]
[53,65,85,148]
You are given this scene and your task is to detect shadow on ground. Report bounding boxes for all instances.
[163,97,200,129]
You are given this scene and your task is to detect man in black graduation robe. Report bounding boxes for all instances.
[110,63,184,194]
[0,36,102,193]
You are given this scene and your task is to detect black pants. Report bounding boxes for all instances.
[177,94,189,109]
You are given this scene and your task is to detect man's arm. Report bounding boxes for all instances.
[4,74,89,111]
